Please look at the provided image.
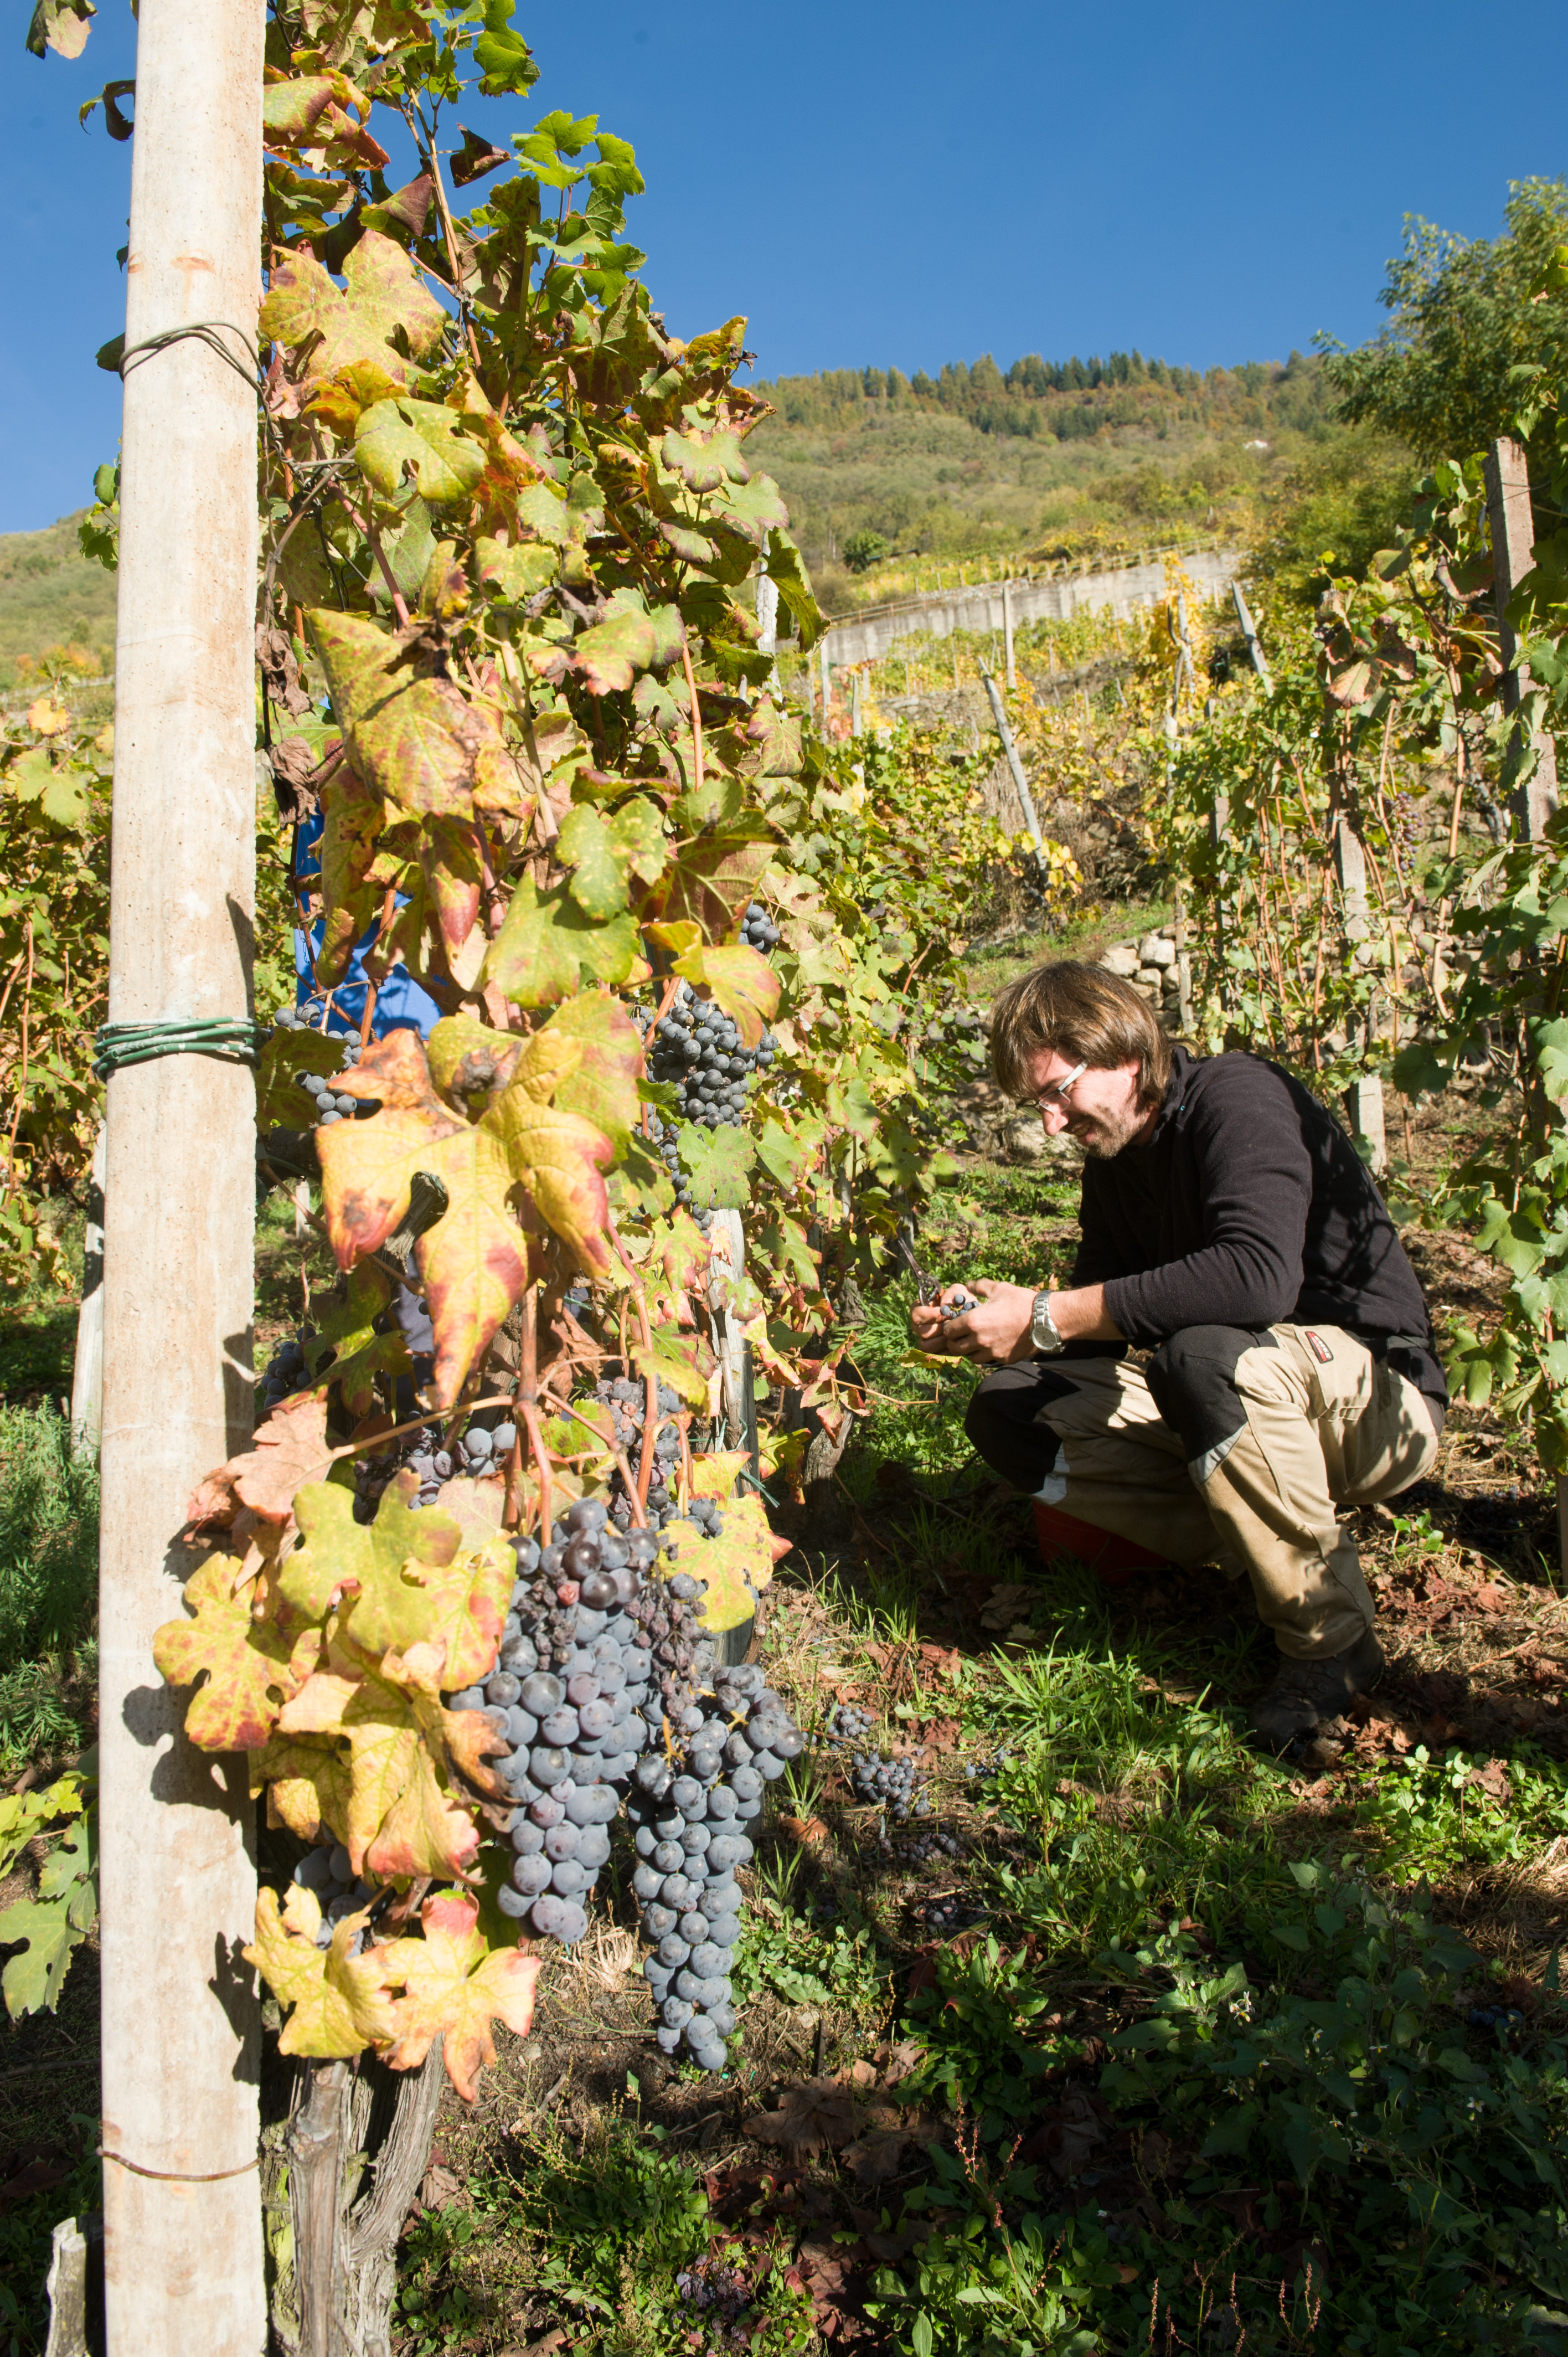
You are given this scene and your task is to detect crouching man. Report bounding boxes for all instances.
[912,963,1446,1747]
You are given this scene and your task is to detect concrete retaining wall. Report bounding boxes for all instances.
[821,545,1243,668]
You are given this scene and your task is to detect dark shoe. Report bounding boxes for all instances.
[1248,1630,1384,1749]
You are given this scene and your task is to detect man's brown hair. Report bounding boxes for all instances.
[989,960,1173,1109]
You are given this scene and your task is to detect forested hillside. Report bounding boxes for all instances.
[746,348,1398,609]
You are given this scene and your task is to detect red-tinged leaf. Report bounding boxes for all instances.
[245,1885,373,2058]
[657,829,776,939]
[365,1892,544,2098]
[570,605,657,696]
[673,941,779,1048]
[153,1555,320,1752]
[540,992,642,1151]
[333,1023,435,1111]
[420,814,484,951]
[314,761,384,985]
[186,1394,334,1533]
[260,228,441,389]
[489,1093,615,1279]
[689,1449,750,1502]
[310,611,511,822]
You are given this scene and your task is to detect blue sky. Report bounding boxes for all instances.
[2,0,1566,533]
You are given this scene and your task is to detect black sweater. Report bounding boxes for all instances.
[1073,1048,1446,1404]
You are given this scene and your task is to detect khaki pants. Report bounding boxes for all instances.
[966,1323,1442,1659]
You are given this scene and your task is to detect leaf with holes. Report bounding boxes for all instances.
[251,1728,355,1847]
[153,1554,321,1753]
[302,1260,408,1418]
[340,1500,512,1692]
[355,397,487,505]
[673,941,778,1048]
[365,1892,544,2098]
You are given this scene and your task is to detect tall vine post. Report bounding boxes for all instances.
[96,0,268,2346]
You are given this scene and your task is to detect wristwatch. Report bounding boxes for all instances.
[1031,1290,1065,1355]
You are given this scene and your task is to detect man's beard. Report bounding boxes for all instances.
[1072,1102,1149,1159]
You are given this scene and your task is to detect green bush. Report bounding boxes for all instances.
[0,1404,98,1769]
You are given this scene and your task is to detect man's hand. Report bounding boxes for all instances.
[911,1280,1036,1363]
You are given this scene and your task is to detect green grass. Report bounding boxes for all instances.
[0,1404,98,1776]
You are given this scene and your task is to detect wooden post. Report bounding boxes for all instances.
[1333,812,1386,1173]
[96,1,267,2350]
[1003,580,1015,690]
[979,666,1049,880]
[69,1121,106,1457]
[1231,580,1272,690]
[1485,436,1560,838]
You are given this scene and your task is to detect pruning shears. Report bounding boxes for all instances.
[894,1232,978,1320]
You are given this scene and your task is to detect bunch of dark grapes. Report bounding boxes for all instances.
[643,984,776,1134]
[626,1579,803,2073]
[265,1021,372,1128]
[904,1826,965,1867]
[962,1747,1018,1787]
[450,1502,662,1947]
[291,1840,376,1953]
[590,1370,686,1532]
[825,1705,929,1823]
[737,900,781,954]
[849,1750,929,1821]
[256,1330,313,1419]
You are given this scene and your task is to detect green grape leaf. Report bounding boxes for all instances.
[661,428,748,492]
[355,397,487,505]
[556,796,667,918]
[0,1897,89,2020]
[259,228,442,389]
[674,1119,754,1210]
[481,873,641,1009]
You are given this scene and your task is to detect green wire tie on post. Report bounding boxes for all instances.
[92,1018,270,1083]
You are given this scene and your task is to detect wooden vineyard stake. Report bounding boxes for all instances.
[1486,437,1560,838]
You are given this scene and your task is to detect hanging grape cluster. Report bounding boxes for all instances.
[445,1501,802,2073]
[644,983,777,1132]
[627,1566,803,2072]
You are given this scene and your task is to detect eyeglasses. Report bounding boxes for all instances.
[1030,1060,1087,1113]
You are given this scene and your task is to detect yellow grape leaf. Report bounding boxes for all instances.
[689,1449,750,1502]
[662,1485,778,1633]
[481,873,641,1010]
[153,1555,319,1753]
[319,1028,612,1404]
[367,1892,544,2099]
[355,395,487,506]
[25,696,71,737]
[252,1730,355,1846]
[673,941,779,1049]
[281,1476,458,1622]
[246,1885,367,2058]
[259,227,439,390]
[185,1393,334,1533]
[425,1013,523,1107]
[340,1670,483,1881]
